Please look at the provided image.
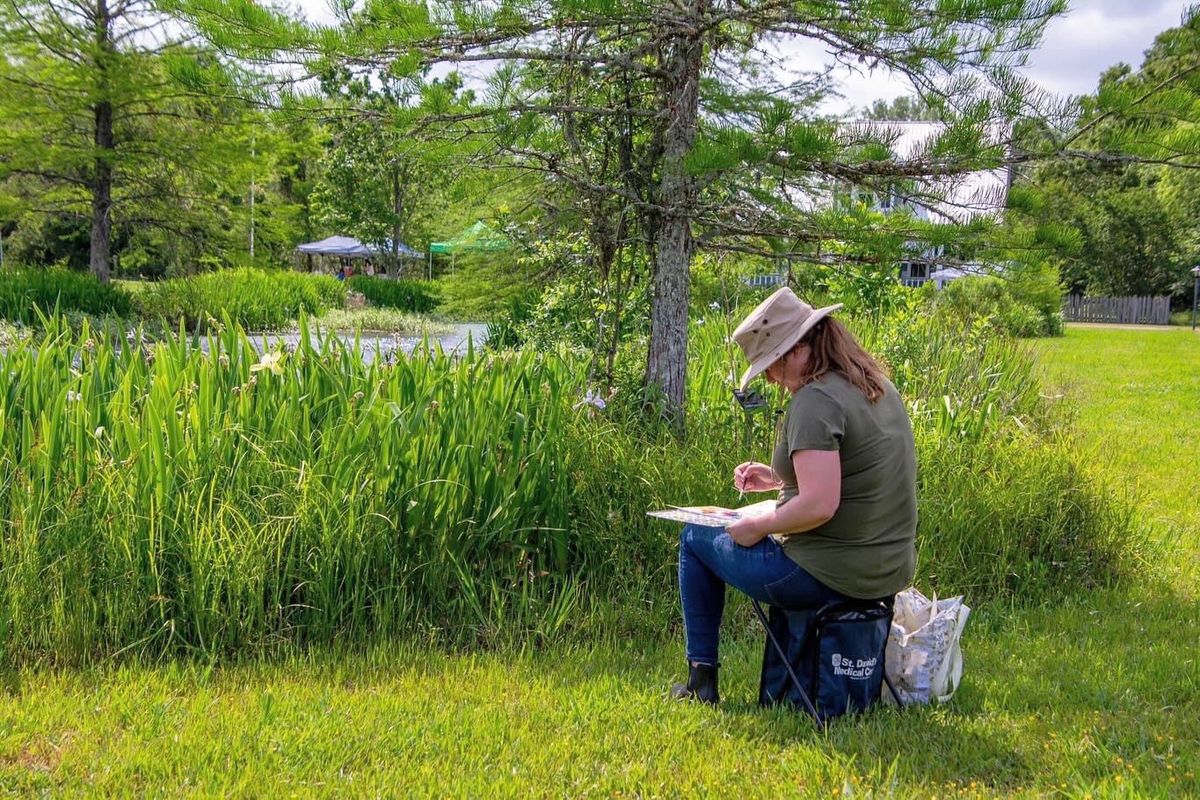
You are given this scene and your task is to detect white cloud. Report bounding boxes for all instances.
[1084,0,1175,19]
[768,1,1191,114]
[1023,1,1187,97]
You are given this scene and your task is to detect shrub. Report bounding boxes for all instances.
[914,430,1141,598]
[1009,262,1065,334]
[0,268,133,321]
[136,268,345,331]
[484,291,539,351]
[480,236,652,374]
[824,262,915,320]
[346,276,440,313]
[933,271,1063,337]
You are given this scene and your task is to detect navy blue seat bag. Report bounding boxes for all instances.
[755,598,900,724]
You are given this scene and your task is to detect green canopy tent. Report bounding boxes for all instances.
[427,221,511,277]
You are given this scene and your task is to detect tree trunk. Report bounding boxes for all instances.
[89,0,114,283]
[646,2,706,431]
[391,167,402,277]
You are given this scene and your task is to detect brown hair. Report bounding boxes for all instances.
[790,317,889,402]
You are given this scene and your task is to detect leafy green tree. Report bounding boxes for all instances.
[308,73,470,274]
[1067,168,1184,296]
[0,0,249,280]
[1019,10,1200,301]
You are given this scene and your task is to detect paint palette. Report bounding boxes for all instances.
[646,507,738,527]
[647,499,777,527]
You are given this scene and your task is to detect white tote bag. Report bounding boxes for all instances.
[884,587,971,705]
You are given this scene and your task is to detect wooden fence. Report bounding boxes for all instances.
[1063,295,1171,325]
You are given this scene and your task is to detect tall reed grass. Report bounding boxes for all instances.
[0,269,134,321]
[0,308,1146,662]
[0,318,594,659]
[135,269,345,331]
[346,276,440,314]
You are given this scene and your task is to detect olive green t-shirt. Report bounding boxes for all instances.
[771,372,917,599]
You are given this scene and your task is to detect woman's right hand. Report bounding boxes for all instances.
[733,462,779,493]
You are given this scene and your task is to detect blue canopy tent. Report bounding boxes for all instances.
[295,236,424,276]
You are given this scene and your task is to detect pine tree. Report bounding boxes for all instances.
[0,0,249,280]
[183,0,1069,427]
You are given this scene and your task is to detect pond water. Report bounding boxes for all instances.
[0,324,491,365]
[202,323,490,364]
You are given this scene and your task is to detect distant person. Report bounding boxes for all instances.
[670,287,918,705]
[336,267,346,281]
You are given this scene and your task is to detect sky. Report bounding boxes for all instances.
[290,0,1192,114]
[784,0,1192,114]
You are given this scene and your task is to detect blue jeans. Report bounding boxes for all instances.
[678,524,850,665]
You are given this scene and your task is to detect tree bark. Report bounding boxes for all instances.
[89,0,114,283]
[391,166,402,276]
[646,2,706,431]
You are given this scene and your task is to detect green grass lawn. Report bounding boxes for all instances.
[2,325,1197,798]
[1037,324,1200,587]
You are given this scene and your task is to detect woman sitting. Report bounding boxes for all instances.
[672,288,917,704]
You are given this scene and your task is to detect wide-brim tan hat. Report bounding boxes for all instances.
[731,288,842,390]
